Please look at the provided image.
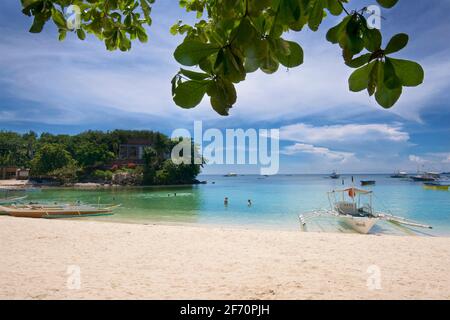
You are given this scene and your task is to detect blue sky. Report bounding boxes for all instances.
[0,1,449,174]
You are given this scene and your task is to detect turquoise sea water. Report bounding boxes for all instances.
[4,174,450,236]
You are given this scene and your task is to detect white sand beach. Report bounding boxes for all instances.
[0,216,449,300]
[0,180,30,189]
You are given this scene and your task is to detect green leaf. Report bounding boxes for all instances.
[384,33,409,54]
[326,15,351,44]
[232,18,258,50]
[244,40,263,73]
[259,40,279,74]
[364,27,382,52]
[58,29,67,41]
[207,78,236,116]
[136,27,148,43]
[274,39,304,68]
[174,40,220,66]
[325,0,343,16]
[349,61,375,92]
[51,8,66,29]
[173,80,210,108]
[345,14,365,56]
[214,47,246,83]
[179,68,211,81]
[77,28,86,40]
[376,0,399,9]
[308,0,325,31]
[346,53,372,68]
[388,58,424,87]
[375,84,402,108]
[383,58,401,90]
[29,16,46,33]
[367,60,380,96]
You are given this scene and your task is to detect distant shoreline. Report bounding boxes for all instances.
[0,179,207,190]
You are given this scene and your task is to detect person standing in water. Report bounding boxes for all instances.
[224,197,229,206]
[248,199,252,207]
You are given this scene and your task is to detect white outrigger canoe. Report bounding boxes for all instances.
[299,188,432,234]
[0,203,121,219]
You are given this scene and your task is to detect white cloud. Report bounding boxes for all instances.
[279,123,410,144]
[409,154,429,164]
[420,152,450,164]
[282,143,355,163]
[408,153,450,166]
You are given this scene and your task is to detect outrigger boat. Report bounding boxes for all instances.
[0,203,120,219]
[423,180,450,191]
[299,187,432,234]
[410,172,440,182]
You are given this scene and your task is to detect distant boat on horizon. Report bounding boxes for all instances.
[390,171,408,178]
[330,171,340,179]
[224,172,237,177]
[410,172,440,182]
[361,180,376,186]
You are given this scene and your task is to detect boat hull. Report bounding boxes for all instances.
[423,184,449,191]
[0,205,114,219]
[339,216,378,234]
[8,210,113,218]
[360,180,376,186]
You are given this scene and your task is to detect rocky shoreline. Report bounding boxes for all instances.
[0,179,207,190]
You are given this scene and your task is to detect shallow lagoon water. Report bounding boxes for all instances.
[6,174,450,236]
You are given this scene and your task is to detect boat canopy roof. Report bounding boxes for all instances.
[330,187,372,195]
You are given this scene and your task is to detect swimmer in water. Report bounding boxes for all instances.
[248,199,252,207]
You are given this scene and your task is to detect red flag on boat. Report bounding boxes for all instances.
[348,188,356,198]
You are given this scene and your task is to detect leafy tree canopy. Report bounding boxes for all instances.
[20,0,423,114]
[0,131,36,168]
[30,143,77,175]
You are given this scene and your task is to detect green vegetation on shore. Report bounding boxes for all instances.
[0,130,203,186]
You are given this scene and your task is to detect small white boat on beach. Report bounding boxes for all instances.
[299,187,432,234]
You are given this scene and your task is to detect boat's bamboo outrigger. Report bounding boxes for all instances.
[299,187,432,234]
[0,195,28,205]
